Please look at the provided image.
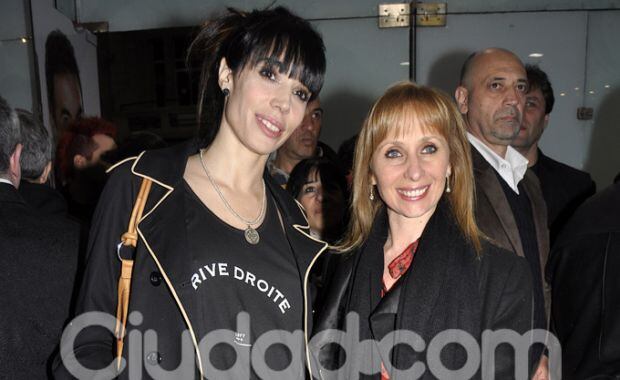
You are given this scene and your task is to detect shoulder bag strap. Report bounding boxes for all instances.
[114,177,152,369]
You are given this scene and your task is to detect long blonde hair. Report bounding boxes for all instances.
[338,81,481,252]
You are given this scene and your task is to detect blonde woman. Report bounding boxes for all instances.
[311,82,535,379]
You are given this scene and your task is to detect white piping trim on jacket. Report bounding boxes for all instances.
[128,153,205,378]
[122,151,327,378]
[137,227,205,378]
[106,155,139,173]
[293,223,329,379]
[294,199,310,227]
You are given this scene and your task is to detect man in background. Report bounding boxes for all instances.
[511,64,596,245]
[56,116,116,225]
[268,97,324,186]
[455,48,549,378]
[0,94,79,379]
[17,109,67,215]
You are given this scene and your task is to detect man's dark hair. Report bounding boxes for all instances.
[526,64,555,114]
[0,96,20,175]
[16,109,51,180]
[45,30,81,113]
[56,117,116,181]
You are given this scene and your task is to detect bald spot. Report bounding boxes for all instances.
[460,48,525,89]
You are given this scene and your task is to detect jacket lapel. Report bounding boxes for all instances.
[128,142,206,376]
[132,142,197,286]
[521,170,551,317]
[471,146,525,257]
[521,170,549,274]
[393,200,452,336]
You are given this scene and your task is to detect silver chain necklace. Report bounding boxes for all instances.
[199,149,266,245]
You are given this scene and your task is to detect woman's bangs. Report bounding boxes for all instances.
[244,29,324,95]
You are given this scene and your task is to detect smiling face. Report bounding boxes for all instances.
[512,87,548,153]
[370,120,451,227]
[218,58,312,157]
[456,49,528,156]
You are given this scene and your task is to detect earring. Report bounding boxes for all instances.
[222,88,230,96]
[369,186,375,201]
[445,174,451,193]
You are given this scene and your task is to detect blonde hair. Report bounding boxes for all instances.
[338,81,481,252]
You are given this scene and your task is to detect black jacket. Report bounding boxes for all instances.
[531,150,596,246]
[0,182,79,379]
[310,200,535,380]
[54,141,329,379]
[546,181,620,379]
[18,180,68,216]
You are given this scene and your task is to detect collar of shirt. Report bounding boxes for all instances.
[0,178,14,187]
[467,132,528,194]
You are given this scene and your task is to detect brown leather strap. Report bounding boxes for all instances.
[121,178,152,248]
[114,178,152,369]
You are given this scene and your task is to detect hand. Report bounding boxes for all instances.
[531,355,549,380]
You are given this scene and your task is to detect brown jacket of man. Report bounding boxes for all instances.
[471,146,550,318]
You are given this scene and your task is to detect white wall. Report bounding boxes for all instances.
[0,0,33,111]
[417,12,589,170]
[78,0,620,32]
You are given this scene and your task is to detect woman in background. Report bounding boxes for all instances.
[311,82,535,379]
[287,157,349,244]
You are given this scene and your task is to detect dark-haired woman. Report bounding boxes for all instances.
[287,158,349,244]
[57,7,327,379]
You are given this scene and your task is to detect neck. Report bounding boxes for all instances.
[202,131,268,192]
[490,144,508,158]
[273,150,300,175]
[383,208,431,262]
[468,127,509,158]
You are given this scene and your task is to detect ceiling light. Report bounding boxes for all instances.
[528,53,544,58]
[400,62,410,66]
[589,90,595,94]
[560,93,566,96]
[604,84,611,88]
[574,87,580,91]
[20,37,27,43]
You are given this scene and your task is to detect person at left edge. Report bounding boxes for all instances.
[55,7,327,380]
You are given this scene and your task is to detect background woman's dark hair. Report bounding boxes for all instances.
[287,158,349,243]
[187,6,326,148]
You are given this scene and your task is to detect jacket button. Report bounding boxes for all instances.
[146,351,162,365]
[150,271,162,286]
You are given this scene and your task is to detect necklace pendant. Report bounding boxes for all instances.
[244,226,260,245]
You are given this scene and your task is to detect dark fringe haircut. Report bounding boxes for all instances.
[187,6,326,148]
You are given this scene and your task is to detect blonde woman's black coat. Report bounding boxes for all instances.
[310,201,536,380]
